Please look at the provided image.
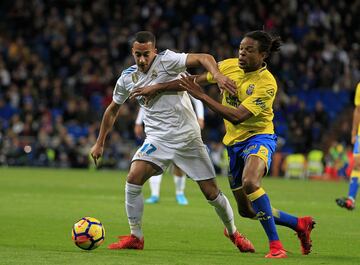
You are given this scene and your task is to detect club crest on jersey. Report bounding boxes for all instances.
[132,73,139,83]
[151,70,158,79]
[246,84,255,95]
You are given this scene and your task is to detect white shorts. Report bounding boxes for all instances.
[132,137,216,181]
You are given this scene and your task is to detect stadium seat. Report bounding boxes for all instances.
[284,153,306,179]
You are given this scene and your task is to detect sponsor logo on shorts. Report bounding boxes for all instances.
[243,145,257,155]
[135,152,144,158]
[258,145,269,157]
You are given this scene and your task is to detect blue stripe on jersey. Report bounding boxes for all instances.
[122,65,137,75]
[158,50,166,55]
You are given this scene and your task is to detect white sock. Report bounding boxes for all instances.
[174,175,186,195]
[125,182,144,239]
[149,174,162,197]
[208,192,237,235]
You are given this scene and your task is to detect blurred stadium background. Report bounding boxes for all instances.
[0,0,359,180]
[1,1,360,264]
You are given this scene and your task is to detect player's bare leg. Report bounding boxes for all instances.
[232,188,257,218]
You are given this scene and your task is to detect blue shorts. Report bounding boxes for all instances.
[226,134,277,190]
[354,136,360,155]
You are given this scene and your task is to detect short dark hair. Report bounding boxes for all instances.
[245,30,281,56]
[134,31,156,46]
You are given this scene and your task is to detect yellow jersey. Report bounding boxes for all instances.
[207,58,277,146]
[354,82,360,135]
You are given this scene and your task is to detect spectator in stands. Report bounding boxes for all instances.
[0,0,358,168]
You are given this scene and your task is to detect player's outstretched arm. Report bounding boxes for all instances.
[130,79,183,100]
[186,54,236,95]
[90,101,121,165]
[179,75,252,125]
[129,72,212,101]
[129,75,200,101]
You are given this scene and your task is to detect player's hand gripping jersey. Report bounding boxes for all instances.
[113,50,201,143]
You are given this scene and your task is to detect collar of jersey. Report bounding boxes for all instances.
[243,62,267,76]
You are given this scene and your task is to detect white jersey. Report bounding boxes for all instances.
[113,49,201,143]
[135,95,204,125]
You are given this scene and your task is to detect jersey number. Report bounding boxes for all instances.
[140,143,157,155]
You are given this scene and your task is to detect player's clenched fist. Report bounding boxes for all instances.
[90,144,103,166]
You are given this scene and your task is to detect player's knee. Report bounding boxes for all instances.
[198,179,220,200]
[242,177,259,194]
[202,186,220,200]
[126,171,144,185]
[204,190,219,201]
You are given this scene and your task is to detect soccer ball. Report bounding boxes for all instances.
[72,217,105,250]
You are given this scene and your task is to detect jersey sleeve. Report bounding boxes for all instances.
[135,107,145,125]
[241,83,276,116]
[160,49,188,75]
[190,95,204,119]
[112,75,129,104]
[206,58,237,83]
[355,82,360,106]
[206,60,225,84]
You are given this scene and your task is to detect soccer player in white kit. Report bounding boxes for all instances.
[135,95,205,205]
[90,31,254,252]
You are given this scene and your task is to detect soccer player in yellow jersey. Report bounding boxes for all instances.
[180,31,317,258]
[336,82,360,210]
[130,31,316,258]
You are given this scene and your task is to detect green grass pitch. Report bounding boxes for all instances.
[1,167,360,265]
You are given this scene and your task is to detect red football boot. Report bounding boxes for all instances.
[224,228,255,253]
[296,216,315,255]
[265,240,287,258]
[336,197,355,210]
[108,234,144,250]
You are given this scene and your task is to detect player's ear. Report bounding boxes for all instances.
[261,51,268,60]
